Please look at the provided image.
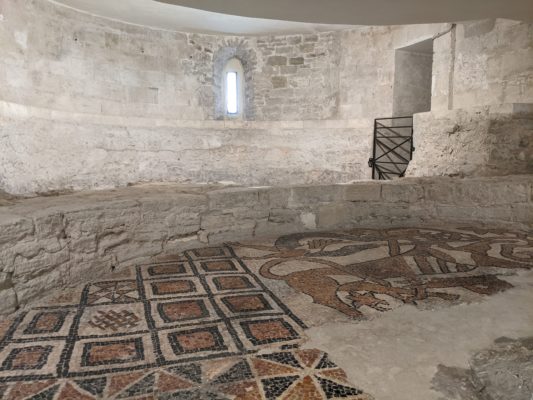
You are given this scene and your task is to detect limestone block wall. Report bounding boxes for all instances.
[431,19,533,112]
[408,104,533,178]
[0,0,341,121]
[393,50,433,116]
[412,19,533,179]
[0,175,531,315]
[0,0,532,195]
[0,106,372,194]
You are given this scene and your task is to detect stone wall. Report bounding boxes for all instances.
[0,0,341,121]
[408,104,533,178]
[0,175,531,315]
[431,19,533,111]
[0,0,532,195]
[0,106,373,194]
[410,19,533,179]
[393,49,433,117]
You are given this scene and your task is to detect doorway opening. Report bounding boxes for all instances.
[392,38,434,117]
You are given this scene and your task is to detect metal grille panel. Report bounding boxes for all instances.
[368,116,414,180]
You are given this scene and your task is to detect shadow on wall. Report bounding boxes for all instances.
[393,38,434,118]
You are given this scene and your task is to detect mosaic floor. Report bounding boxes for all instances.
[0,227,531,399]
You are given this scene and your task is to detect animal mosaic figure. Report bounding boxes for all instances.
[229,228,533,318]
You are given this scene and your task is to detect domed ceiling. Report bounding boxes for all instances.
[53,0,532,35]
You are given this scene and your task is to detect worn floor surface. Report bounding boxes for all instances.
[0,226,532,399]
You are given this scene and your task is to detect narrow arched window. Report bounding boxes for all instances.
[223,58,244,117]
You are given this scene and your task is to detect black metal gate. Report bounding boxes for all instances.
[368,116,414,180]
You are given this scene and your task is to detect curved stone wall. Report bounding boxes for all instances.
[0,175,531,315]
[0,0,452,195]
[0,1,531,194]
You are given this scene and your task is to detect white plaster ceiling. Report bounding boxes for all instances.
[51,0,532,35]
[50,0,355,35]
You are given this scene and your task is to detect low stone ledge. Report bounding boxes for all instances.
[0,176,531,315]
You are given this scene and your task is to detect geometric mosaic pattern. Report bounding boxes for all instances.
[0,348,372,399]
[231,227,533,319]
[0,244,372,398]
[5,226,528,398]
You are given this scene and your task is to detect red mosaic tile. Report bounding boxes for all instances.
[158,300,208,323]
[29,312,64,333]
[0,231,422,400]
[4,345,52,370]
[245,320,296,343]
[174,330,217,352]
[83,339,142,366]
[284,375,323,399]
[296,349,323,368]
[251,358,299,377]
[57,382,95,400]
[148,264,186,276]
[201,260,237,273]
[151,280,195,296]
[0,319,13,342]
[157,371,194,392]
[222,294,271,313]
[317,368,349,382]
[108,372,145,397]
[214,275,254,290]
[219,381,263,399]
[193,247,226,258]
[5,380,57,400]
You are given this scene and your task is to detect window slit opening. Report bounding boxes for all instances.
[226,71,238,115]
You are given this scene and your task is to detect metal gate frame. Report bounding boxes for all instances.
[368,116,414,180]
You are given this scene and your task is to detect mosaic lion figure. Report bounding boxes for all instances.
[230,228,533,318]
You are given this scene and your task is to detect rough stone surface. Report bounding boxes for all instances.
[304,269,533,400]
[432,337,533,400]
[469,337,533,400]
[0,115,373,195]
[0,175,531,315]
[407,104,533,178]
[1,0,531,195]
[393,47,433,116]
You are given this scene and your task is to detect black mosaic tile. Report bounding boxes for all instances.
[200,260,238,274]
[157,299,209,324]
[168,326,227,356]
[213,275,255,292]
[240,318,300,346]
[1,345,53,371]
[117,372,155,398]
[221,293,273,314]
[212,360,253,384]
[160,389,229,400]
[261,375,299,399]
[258,352,302,369]
[74,376,107,396]
[148,263,187,277]
[316,353,338,369]
[0,236,383,399]
[27,384,60,400]
[81,338,144,367]
[167,363,203,384]
[23,311,69,335]
[316,376,363,399]
[151,280,196,296]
